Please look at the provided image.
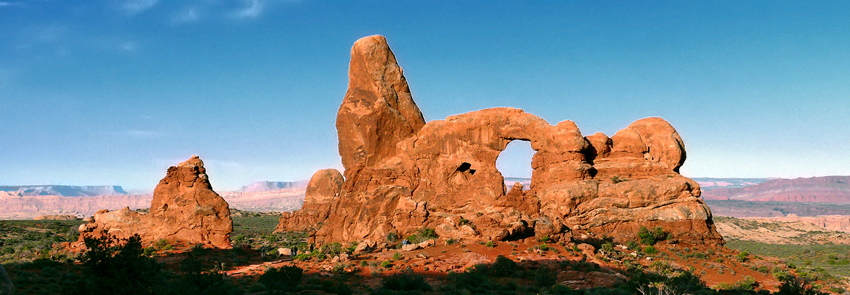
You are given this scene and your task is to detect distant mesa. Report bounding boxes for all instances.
[77,155,233,249]
[277,35,722,246]
[34,214,80,221]
[702,176,850,202]
[239,181,308,193]
[0,185,128,197]
[691,178,772,191]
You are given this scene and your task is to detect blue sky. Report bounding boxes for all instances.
[1,1,848,191]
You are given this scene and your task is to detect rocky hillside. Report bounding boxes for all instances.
[702,176,850,202]
[0,185,128,196]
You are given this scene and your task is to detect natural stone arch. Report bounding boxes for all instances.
[279,35,723,246]
[496,139,534,191]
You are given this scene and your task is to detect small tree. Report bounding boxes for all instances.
[74,233,163,295]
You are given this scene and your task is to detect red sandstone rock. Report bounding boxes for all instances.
[276,169,343,236]
[78,156,233,249]
[277,35,723,247]
[336,35,426,183]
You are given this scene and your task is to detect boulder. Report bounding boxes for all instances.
[78,156,233,249]
[278,248,292,256]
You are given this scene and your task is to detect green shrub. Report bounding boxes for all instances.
[485,241,496,248]
[601,242,614,253]
[405,228,439,244]
[392,252,402,261]
[737,250,749,262]
[381,260,392,268]
[715,276,757,292]
[643,246,658,255]
[154,238,172,251]
[386,232,398,242]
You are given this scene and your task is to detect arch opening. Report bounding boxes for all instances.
[495,140,534,191]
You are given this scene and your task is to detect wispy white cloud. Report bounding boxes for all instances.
[0,2,23,8]
[122,0,158,15]
[234,0,263,18]
[172,6,201,24]
[119,41,136,51]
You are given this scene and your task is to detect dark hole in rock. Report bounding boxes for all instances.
[458,162,472,173]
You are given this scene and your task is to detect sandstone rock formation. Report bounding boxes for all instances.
[277,35,722,246]
[276,169,343,233]
[78,156,233,249]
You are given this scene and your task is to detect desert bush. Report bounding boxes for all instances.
[485,241,496,248]
[386,232,399,242]
[534,266,557,288]
[601,242,615,254]
[637,226,667,245]
[405,228,438,244]
[490,255,518,277]
[154,238,172,251]
[258,265,303,292]
[69,233,163,295]
[715,275,757,292]
[446,266,490,292]
[737,250,749,262]
[642,246,658,255]
[379,271,432,292]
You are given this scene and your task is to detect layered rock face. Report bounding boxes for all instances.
[78,156,233,249]
[278,35,722,246]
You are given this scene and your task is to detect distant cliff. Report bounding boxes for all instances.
[0,191,151,219]
[239,181,309,193]
[0,185,128,196]
[702,176,850,202]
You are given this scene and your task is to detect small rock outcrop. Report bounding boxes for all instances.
[78,156,233,249]
[277,35,722,246]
